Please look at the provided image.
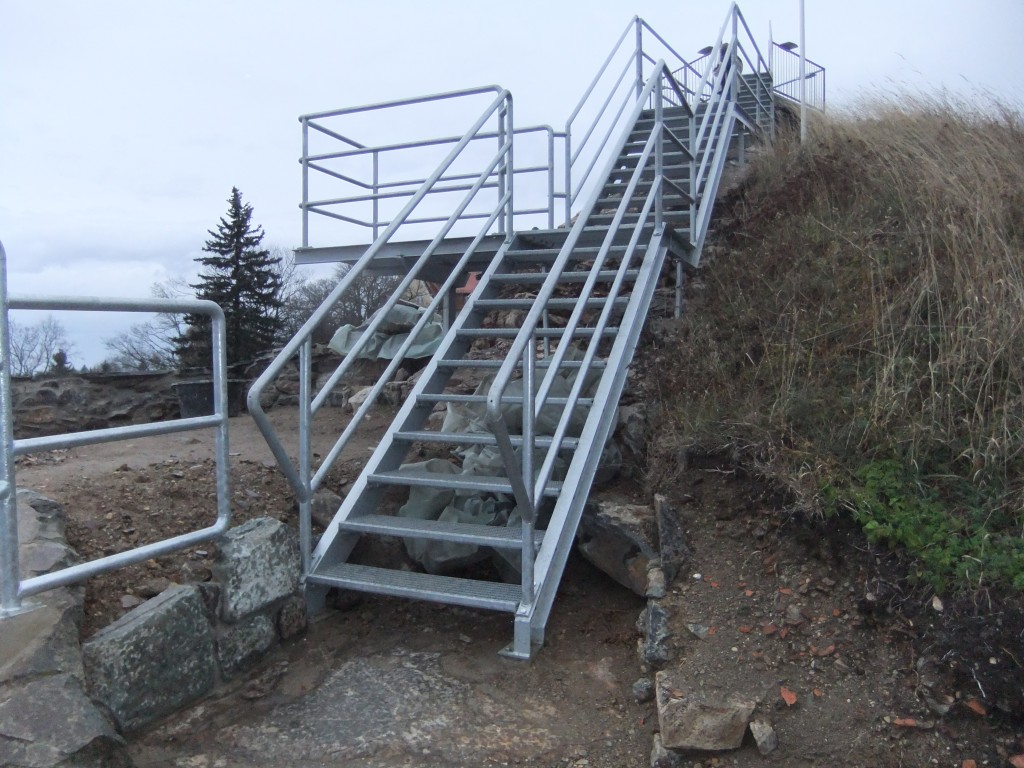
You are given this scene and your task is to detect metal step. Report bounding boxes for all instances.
[473,297,629,311]
[368,469,563,497]
[416,393,595,408]
[436,359,607,371]
[489,269,639,284]
[456,327,618,340]
[394,429,580,451]
[336,514,545,549]
[310,562,521,613]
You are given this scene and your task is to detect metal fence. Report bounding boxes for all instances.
[770,42,826,111]
[0,240,232,616]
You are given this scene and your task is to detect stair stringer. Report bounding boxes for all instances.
[514,228,674,653]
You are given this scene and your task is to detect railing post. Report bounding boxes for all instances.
[498,102,509,236]
[0,242,22,616]
[564,126,573,227]
[372,150,380,241]
[655,75,664,232]
[301,118,310,249]
[298,339,313,577]
[547,128,555,230]
[635,19,644,99]
[505,98,514,239]
[520,337,536,607]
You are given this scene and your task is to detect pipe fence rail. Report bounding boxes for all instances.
[0,240,232,616]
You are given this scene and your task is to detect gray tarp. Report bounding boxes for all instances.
[328,304,444,361]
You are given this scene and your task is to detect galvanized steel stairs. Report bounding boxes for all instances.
[306,105,702,657]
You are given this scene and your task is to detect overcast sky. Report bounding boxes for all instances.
[2,0,1022,365]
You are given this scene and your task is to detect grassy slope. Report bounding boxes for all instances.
[650,97,1024,593]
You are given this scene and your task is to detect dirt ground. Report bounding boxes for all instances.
[15,404,1024,767]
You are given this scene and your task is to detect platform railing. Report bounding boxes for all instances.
[0,240,231,616]
[770,42,826,111]
[300,88,558,245]
[250,87,515,573]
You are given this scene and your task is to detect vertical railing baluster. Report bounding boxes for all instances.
[298,339,313,577]
[0,242,21,616]
[372,150,380,241]
[301,119,310,249]
[655,75,664,232]
[521,336,536,606]
[498,104,508,236]
[635,18,644,99]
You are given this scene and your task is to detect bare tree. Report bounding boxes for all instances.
[8,315,74,377]
[101,276,191,371]
[278,263,401,346]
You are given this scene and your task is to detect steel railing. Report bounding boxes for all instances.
[563,16,696,227]
[0,240,231,615]
[770,42,826,111]
[486,62,695,604]
[250,87,516,573]
[300,89,560,245]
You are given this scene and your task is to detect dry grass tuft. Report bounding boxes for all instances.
[649,94,1024,590]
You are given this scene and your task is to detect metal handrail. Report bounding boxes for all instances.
[485,62,680,539]
[563,17,694,226]
[302,91,557,243]
[250,86,515,572]
[0,241,231,614]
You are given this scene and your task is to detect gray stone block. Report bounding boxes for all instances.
[276,595,308,640]
[214,517,300,622]
[217,614,276,679]
[83,584,216,732]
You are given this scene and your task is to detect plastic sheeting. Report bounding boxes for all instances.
[394,348,618,578]
[328,304,444,361]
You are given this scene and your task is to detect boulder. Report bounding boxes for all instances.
[653,494,689,587]
[577,500,659,596]
[213,517,300,622]
[217,614,276,679]
[655,671,756,751]
[637,602,674,667]
[83,584,217,732]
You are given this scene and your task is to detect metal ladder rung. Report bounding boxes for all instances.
[368,469,563,497]
[309,562,522,613]
[393,430,580,451]
[336,514,545,549]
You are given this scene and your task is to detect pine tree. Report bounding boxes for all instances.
[177,187,283,370]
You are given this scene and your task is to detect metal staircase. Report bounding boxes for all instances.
[250,5,802,658]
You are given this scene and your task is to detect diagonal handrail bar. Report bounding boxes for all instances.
[251,87,512,501]
[485,63,673,521]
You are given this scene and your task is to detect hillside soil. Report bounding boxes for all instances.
[15,406,1023,767]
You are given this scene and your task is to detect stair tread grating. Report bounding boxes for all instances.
[393,429,581,450]
[310,562,522,613]
[337,513,545,549]
[368,469,563,497]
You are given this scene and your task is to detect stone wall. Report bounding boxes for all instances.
[0,494,305,767]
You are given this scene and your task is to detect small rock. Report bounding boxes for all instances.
[646,566,667,599]
[653,494,689,586]
[784,603,805,626]
[277,595,307,640]
[633,677,656,704]
[749,719,778,754]
[686,623,711,640]
[650,733,682,767]
[136,577,175,598]
[638,601,674,667]
[120,594,145,609]
[655,671,756,751]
